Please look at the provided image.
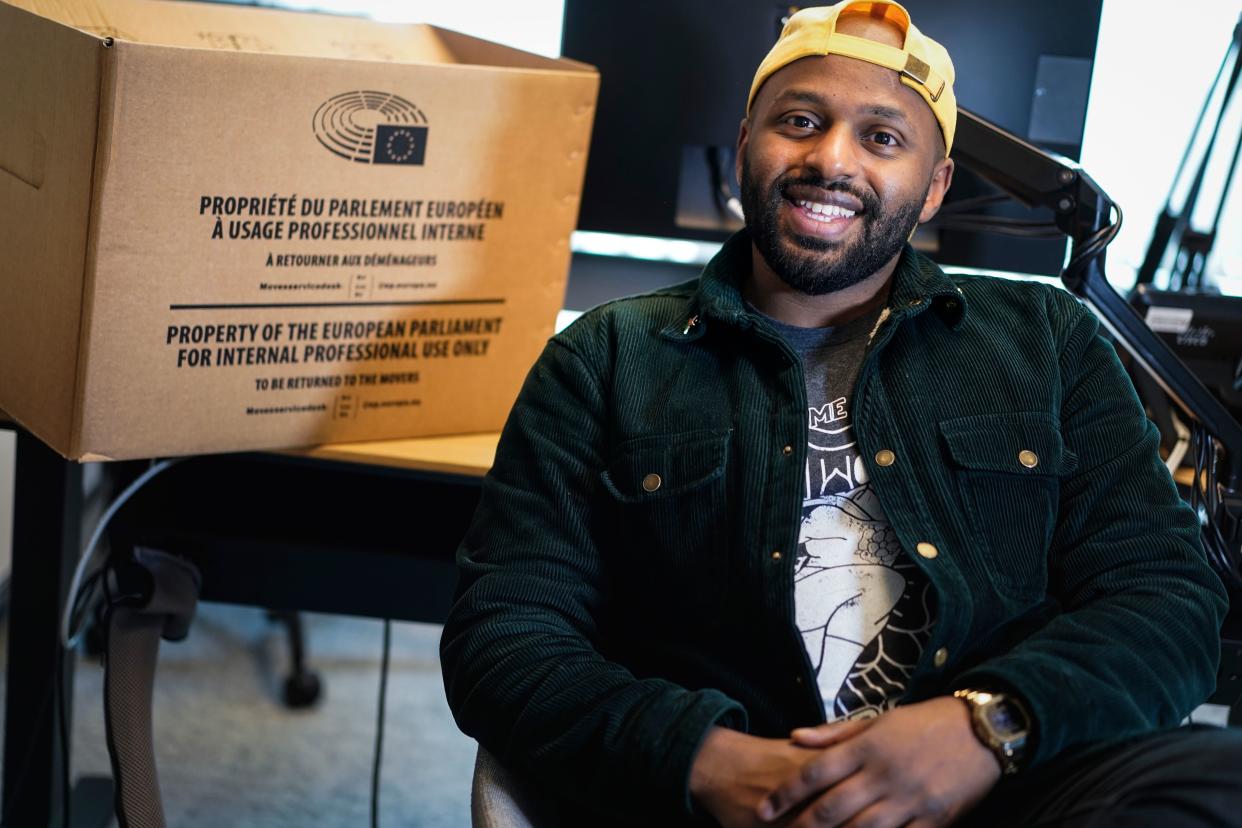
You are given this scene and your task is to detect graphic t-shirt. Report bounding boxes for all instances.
[762,306,937,721]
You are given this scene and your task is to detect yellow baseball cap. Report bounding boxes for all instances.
[747,1,957,155]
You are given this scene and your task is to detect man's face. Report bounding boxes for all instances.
[738,51,952,296]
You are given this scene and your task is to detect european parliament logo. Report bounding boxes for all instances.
[312,91,428,165]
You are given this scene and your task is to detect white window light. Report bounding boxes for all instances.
[239,0,565,58]
[571,231,722,267]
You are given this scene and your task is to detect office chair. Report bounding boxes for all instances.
[471,746,549,828]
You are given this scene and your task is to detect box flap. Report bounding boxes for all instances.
[0,1,103,456]
[5,0,594,73]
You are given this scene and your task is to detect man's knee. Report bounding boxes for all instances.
[1124,724,1242,782]
[1089,725,1242,827]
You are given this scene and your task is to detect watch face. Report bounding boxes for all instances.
[984,699,1026,737]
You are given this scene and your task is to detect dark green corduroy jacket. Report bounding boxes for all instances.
[440,230,1228,823]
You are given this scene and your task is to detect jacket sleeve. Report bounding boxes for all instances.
[950,293,1230,768]
[439,332,746,820]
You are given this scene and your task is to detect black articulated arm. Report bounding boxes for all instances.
[951,107,1242,580]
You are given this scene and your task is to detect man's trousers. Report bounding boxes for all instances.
[961,723,1242,827]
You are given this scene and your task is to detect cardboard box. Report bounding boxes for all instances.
[0,0,597,460]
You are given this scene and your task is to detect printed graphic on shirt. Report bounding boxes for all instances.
[797,395,934,721]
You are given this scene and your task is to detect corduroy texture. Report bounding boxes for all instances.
[440,230,1228,824]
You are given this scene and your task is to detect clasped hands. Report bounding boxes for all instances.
[689,697,1001,828]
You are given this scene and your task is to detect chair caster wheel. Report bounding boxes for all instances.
[283,672,322,708]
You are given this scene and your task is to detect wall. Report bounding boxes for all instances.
[1081,0,1242,292]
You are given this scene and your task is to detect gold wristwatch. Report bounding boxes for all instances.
[952,688,1031,776]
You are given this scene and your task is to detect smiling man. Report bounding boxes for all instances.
[441,3,1241,826]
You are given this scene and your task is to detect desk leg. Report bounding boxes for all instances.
[3,430,81,828]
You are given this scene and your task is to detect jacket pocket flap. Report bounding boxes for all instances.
[600,429,730,502]
[939,412,1071,475]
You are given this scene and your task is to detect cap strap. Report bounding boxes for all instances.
[826,32,946,102]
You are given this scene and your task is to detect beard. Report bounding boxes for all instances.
[739,154,928,296]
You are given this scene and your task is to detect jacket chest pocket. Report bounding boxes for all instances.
[599,429,731,621]
[939,413,1071,600]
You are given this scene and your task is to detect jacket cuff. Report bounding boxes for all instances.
[657,690,748,819]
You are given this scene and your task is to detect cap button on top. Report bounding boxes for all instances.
[642,473,662,492]
[1018,450,1039,469]
[874,449,895,467]
[916,542,939,559]
[783,445,794,457]
[933,647,949,667]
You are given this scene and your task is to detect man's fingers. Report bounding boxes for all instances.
[784,772,882,828]
[757,743,864,822]
[836,799,912,828]
[789,718,874,748]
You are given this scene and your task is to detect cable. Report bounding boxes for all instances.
[1166,409,1192,474]
[1065,203,1124,275]
[371,619,392,828]
[1190,422,1242,587]
[60,458,181,650]
[2,460,179,828]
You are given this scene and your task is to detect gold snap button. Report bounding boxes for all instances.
[1018,450,1039,469]
[770,550,782,562]
[933,647,948,667]
[874,449,895,467]
[916,542,939,559]
[782,445,793,456]
[908,298,923,307]
[641,473,662,492]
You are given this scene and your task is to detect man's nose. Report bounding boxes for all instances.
[802,123,862,182]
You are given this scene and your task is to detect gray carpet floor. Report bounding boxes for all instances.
[1,606,478,827]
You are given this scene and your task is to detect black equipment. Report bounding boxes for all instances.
[1128,287,1242,424]
[1136,14,1242,291]
[951,104,1242,720]
[951,107,1242,578]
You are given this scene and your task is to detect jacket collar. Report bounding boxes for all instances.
[674,228,967,336]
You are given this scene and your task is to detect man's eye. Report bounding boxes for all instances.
[784,115,817,130]
[869,131,899,146]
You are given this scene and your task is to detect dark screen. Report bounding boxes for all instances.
[562,0,1103,276]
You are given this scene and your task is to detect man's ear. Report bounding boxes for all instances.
[918,157,955,223]
[735,117,751,187]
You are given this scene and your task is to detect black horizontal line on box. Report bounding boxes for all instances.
[169,299,507,310]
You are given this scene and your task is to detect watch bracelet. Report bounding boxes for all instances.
[952,688,1028,775]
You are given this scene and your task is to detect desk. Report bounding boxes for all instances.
[0,425,499,827]
[289,432,499,477]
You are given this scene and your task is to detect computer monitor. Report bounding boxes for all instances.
[561,0,1103,277]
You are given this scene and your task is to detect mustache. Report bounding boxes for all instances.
[776,176,878,214]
